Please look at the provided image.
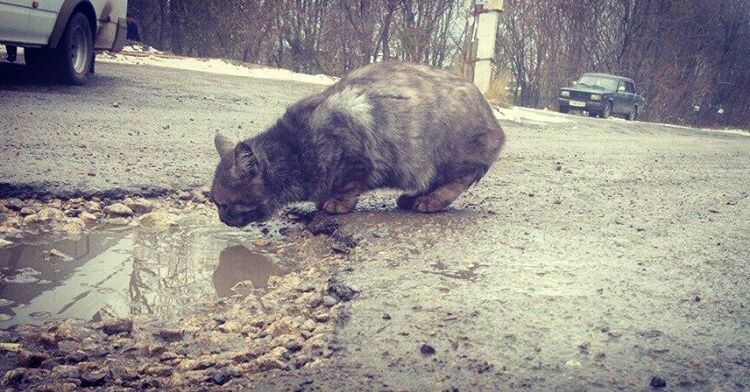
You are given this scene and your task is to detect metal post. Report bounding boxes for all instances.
[471,0,503,94]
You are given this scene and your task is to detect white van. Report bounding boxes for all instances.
[0,0,128,84]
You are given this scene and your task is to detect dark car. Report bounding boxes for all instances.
[558,73,645,120]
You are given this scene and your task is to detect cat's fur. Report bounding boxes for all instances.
[211,62,505,227]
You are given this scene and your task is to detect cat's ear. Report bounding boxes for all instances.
[232,141,258,178]
[214,133,235,160]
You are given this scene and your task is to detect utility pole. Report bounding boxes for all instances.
[468,0,503,94]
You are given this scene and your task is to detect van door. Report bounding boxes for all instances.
[26,0,63,45]
[0,0,31,44]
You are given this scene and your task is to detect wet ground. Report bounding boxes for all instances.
[0,212,289,329]
[1,60,750,390]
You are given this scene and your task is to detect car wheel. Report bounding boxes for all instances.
[52,12,94,85]
[626,106,638,121]
[558,106,569,114]
[600,102,613,119]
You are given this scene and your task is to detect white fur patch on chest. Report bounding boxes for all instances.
[310,87,374,130]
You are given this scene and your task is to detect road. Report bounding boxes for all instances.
[0,61,322,198]
[1,61,749,390]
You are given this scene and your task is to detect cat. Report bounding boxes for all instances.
[211,61,505,227]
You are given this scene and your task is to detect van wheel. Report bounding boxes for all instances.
[52,12,94,85]
[600,102,613,119]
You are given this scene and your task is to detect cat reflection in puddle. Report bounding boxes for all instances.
[212,245,284,298]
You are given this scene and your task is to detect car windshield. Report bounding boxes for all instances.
[577,75,618,90]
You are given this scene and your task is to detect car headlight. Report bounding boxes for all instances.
[561,91,570,98]
[591,94,602,101]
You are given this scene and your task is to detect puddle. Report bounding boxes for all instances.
[0,213,291,329]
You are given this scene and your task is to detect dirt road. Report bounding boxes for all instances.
[1,61,749,391]
[0,61,321,198]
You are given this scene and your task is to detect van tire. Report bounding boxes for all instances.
[51,12,94,85]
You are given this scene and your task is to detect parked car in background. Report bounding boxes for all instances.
[0,0,128,84]
[558,73,645,120]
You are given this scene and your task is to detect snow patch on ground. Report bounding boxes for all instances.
[122,44,161,54]
[496,106,749,136]
[494,106,573,125]
[100,49,338,86]
[658,122,750,137]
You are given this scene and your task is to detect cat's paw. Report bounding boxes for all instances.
[396,194,419,210]
[322,197,357,214]
[413,195,448,213]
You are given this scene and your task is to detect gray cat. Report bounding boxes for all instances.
[211,62,504,227]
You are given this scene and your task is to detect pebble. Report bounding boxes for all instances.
[0,369,25,387]
[123,197,154,214]
[81,370,107,387]
[106,217,131,226]
[103,203,133,217]
[322,296,339,307]
[84,201,101,211]
[58,218,85,237]
[4,199,24,211]
[191,191,207,203]
[420,344,436,356]
[650,376,667,388]
[78,212,98,223]
[0,238,12,248]
[328,281,356,302]
[159,351,179,362]
[139,211,177,228]
[17,350,48,368]
[157,329,183,343]
[307,294,323,308]
[19,207,35,216]
[212,370,231,385]
[313,313,330,323]
[67,350,88,363]
[250,347,290,371]
[640,330,663,339]
[51,365,80,379]
[177,191,191,200]
[308,220,339,236]
[100,318,133,335]
[25,207,65,224]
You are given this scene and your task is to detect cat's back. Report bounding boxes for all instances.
[328,62,499,131]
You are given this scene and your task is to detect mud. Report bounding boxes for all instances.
[0,197,355,390]
[0,215,290,329]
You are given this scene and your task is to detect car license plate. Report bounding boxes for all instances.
[570,100,586,108]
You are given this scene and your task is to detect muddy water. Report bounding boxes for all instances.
[0,214,290,329]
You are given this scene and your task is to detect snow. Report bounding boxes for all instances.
[494,106,573,125]
[122,44,161,54]
[494,106,748,136]
[100,48,338,86]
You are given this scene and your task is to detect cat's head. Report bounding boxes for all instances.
[210,133,275,227]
